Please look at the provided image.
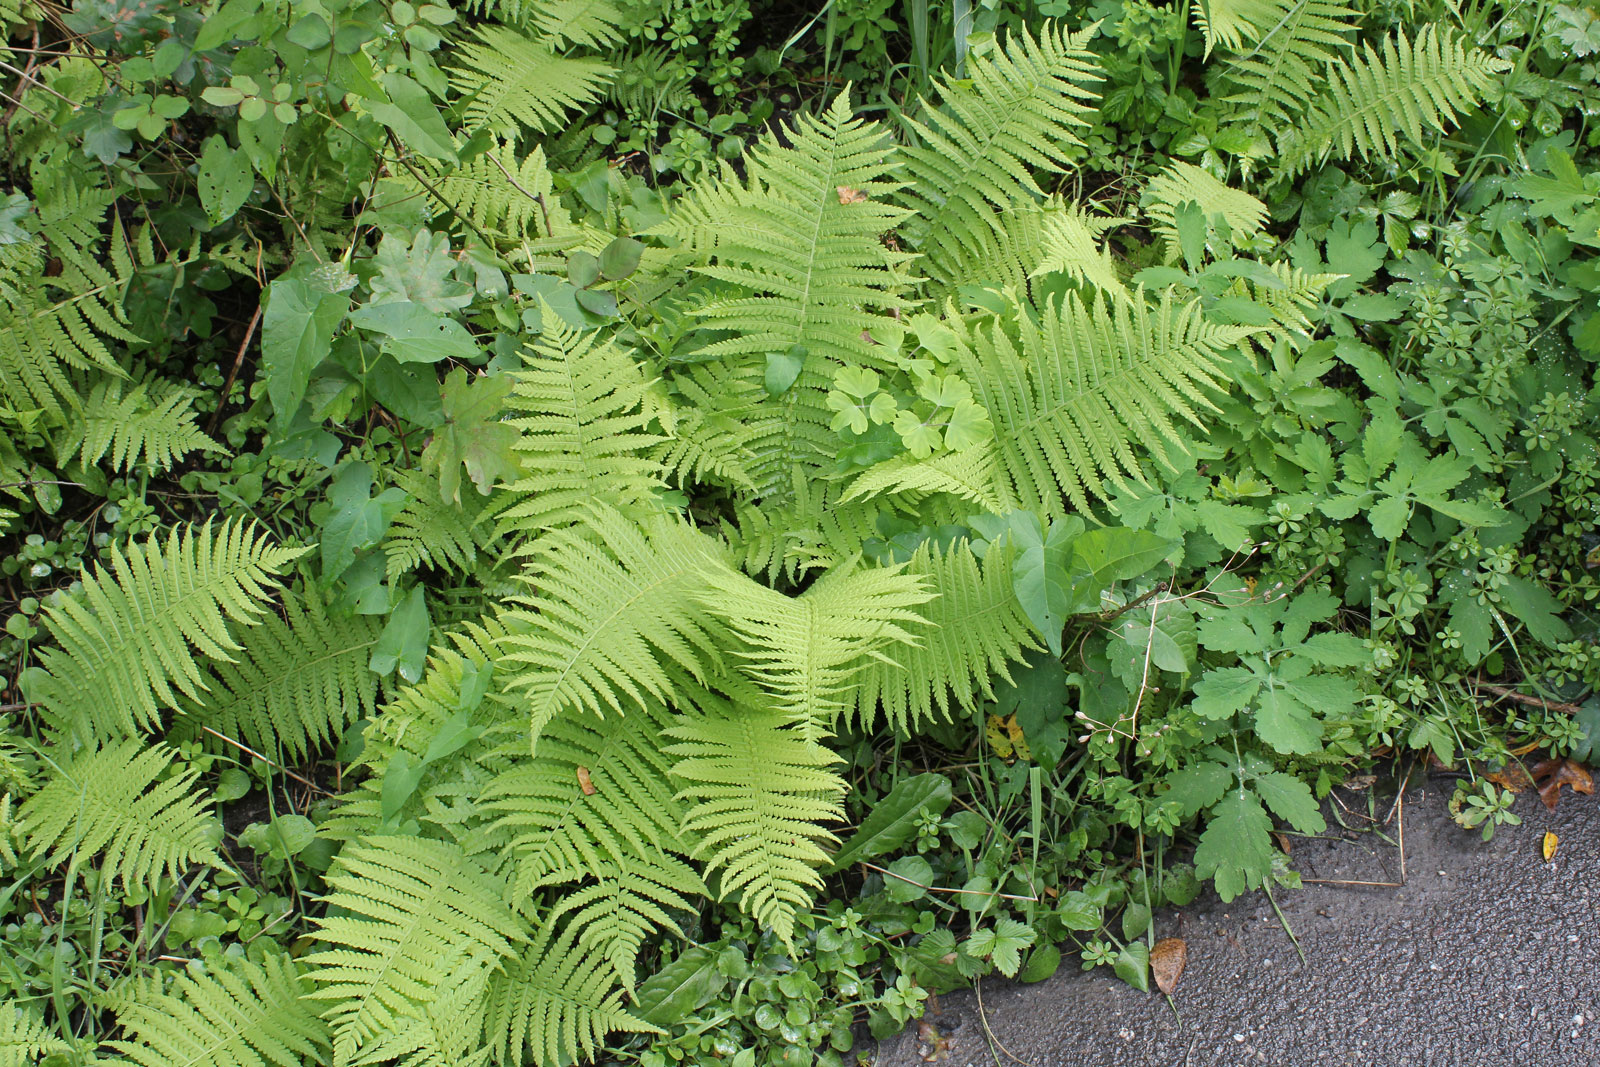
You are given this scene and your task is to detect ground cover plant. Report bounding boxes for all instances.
[1,0,1598,1063]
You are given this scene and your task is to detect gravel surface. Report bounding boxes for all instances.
[872,773,1600,1067]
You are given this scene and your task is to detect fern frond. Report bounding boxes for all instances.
[1277,27,1508,174]
[111,955,329,1067]
[306,835,523,1065]
[176,592,383,762]
[340,965,493,1067]
[0,1006,71,1065]
[450,26,614,140]
[497,508,728,739]
[482,700,690,897]
[486,923,659,1067]
[552,848,703,990]
[666,700,846,945]
[1031,203,1131,301]
[495,322,666,536]
[840,448,1012,513]
[18,739,219,888]
[386,468,497,580]
[33,520,305,738]
[845,541,1039,731]
[1221,0,1358,150]
[400,140,570,244]
[723,477,887,583]
[693,561,934,737]
[1193,0,1291,55]
[955,292,1250,516]
[54,376,221,473]
[524,0,624,46]
[898,23,1102,284]
[1140,161,1269,262]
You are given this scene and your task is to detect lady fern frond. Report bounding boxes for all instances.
[486,923,658,1067]
[306,835,523,1065]
[110,955,329,1067]
[176,593,384,762]
[18,739,219,888]
[450,26,614,140]
[496,322,666,536]
[845,541,1040,732]
[54,376,221,473]
[1032,203,1131,302]
[1140,162,1269,261]
[498,508,728,739]
[551,848,703,990]
[666,700,846,944]
[386,468,498,580]
[34,520,306,738]
[693,562,934,738]
[400,140,570,243]
[0,1007,72,1064]
[1277,27,1509,174]
[1220,0,1358,151]
[955,291,1251,516]
[840,447,1013,513]
[898,23,1102,284]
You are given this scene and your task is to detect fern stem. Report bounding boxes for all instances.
[198,725,333,797]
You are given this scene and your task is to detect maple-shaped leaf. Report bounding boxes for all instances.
[1193,787,1276,902]
[422,368,522,504]
[369,229,474,313]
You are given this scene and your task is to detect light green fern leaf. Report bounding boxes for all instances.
[1193,0,1291,55]
[486,923,659,1067]
[693,562,934,738]
[18,739,219,888]
[176,592,383,762]
[898,23,1102,284]
[34,520,306,738]
[1277,27,1509,174]
[495,322,666,536]
[1141,162,1269,262]
[1031,204,1131,301]
[845,541,1039,731]
[306,835,523,1065]
[110,955,329,1067]
[0,1006,72,1065]
[552,848,703,990]
[955,292,1250,515]
[386,468,497,580]
[450,26,614,140]
[1221,0,1358,152]
[498,508,728,739]
[839,448,1012,513]
[400,140,570,244]
[666,700,846,944]
[338,965,492,1067]
[54,376,221,473]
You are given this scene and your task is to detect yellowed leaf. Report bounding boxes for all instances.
[576,766,596,795]
[1542,831,1559,861]
[836,185,869,205]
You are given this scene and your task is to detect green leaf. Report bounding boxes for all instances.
[885,856,933,902]
[262,278,348,430]
[1163,760,1231,818]
[379,751,425,822]
[1017,944,1061,983]
[829,773,953,870]
[197,135,253,223]
[422,710,487,764]
[1254,681,1323,754]
[421,368,522,504]
[599,237,644,280]
[764,345,807,397]
[635,946,727,1027]
[1113,942,1149,992]
[369,585,430,683]
[367,73,458,162]
[1056,890,1102,931]
[321,461,408,581]
[1011,514,1082,656]
[1193,788,1276,902]
[1191,665,1260,720]
[349,300,478,363]
[1253,771,1326,834]
[1499,576,1572,646]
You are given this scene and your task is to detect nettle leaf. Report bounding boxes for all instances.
[1192,787,1276,902]
[422,368,522,504]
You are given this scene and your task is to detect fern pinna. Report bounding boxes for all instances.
[4,6,1519,1065]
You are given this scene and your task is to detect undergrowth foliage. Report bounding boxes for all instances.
[1,0,1597,1064]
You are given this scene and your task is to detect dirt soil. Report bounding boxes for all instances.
[871,771,1600,1067]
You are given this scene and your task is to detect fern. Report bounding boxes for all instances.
[54,375,221,473]
[1277,27,1509,174]
[400,140,571,244]
[495,322,667,536]
[845,540,1040,731]
[33,520,306,739]
[18,739,219,888]
[1193,0,1289,55]
[954,291,1251,515]
[1140,162,1269,262]
[839,448,1013,514]
[693,561,934,738]
[306,835,524,1065]
[485,923,658,1067]
[1220,0,1358,152]
[1032,203,1131,301]
[110,956,329,1067]
[551,849,703,990]
[386,468,498,580]
[450,26,614,140]
[898,23,1102,284]
[340,965,493,1067]
[497,508,728,739]
[0,1007,71,1065]
[175,592,383,762]
[666,698,846,945]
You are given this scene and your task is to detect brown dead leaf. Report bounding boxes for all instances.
[916,1019,950,1061]
[1272,831,1292,855]
[576,766,596,795]
[836,185,868,205]
[1532,758,1593,810]
[1486,763,1535,793]
[1340,774,1378,791]
[1543,831,1559,861]
[1150,937,1187,996]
